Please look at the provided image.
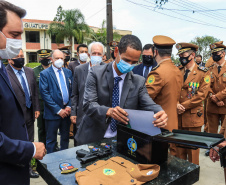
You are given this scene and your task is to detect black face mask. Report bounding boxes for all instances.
[64,56,70,62]
[179,54,192,67]
[12,58,24,68]
[212,53,222,62]
[142,55,154,67]
[40,58,50,66]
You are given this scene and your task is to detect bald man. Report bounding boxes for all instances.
[39,50,73,153]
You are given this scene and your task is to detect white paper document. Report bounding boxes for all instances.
[124,109,161,136]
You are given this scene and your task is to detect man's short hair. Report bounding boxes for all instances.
[118,35,142,54]
[143,44,154,51]
[156,48,172,57]
[0,1,26,31]
[88,42,105,55]
[196,54,202,60]
[77,44,88,53]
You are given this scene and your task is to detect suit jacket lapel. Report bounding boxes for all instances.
[212,66,218,78]
[49,66,60,90]
[120,72,132,107]
[83,63,89,82]
[7,65,24,93]
[0,67,16,95]
[106,63,114,103]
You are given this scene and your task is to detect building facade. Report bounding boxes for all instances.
[22,19,132,64]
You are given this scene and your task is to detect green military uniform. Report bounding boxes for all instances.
[34,49,52,145]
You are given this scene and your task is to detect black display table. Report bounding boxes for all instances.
[37,138,199,185]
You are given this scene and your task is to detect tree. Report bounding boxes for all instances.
[89,20,122,46]
[48,6,91,52]
[191,35,220,62]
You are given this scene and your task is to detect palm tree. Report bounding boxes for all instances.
[48,6,90,52]
[88,20,122,45]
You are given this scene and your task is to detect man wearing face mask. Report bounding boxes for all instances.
[71,42,105,146]
[176,43,210,165]
[206,41,226,135]
[133,44,157,79]
[195,54,205,68]
[146,35,183,156]
[75,35,167,145]
[68,44,88,76]
[33,49,52,146]
[59,46,71,69]
[39,49,73,153]
[0,1,46,184]
[6,49,41,177]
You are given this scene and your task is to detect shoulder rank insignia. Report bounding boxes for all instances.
[152,65,159,71]
[147,75,155,85]
[198,66,208,72]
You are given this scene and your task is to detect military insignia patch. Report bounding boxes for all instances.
[103,169,116,176]
[210,44,217,50]
[204,75,210,83]
[147,75,155,85]
[176,44,182,50]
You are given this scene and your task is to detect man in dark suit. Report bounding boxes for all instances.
[132,44,157,79]
[68,44,88,76]
[71,42,105,146]
[75,35,168,145]
[6,49,40,177]
[0,1,45,184]
[39,49,73,153]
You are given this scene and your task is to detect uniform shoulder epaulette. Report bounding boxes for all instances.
[179,66,184,70]
[198,65,208,72]
[152,65,160,71]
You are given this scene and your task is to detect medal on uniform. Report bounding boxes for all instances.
[187,82,193,99]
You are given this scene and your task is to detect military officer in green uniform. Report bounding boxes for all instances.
[33,49,52,146]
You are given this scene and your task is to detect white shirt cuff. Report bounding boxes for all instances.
[57,109,62,115]
[32,143,36,157]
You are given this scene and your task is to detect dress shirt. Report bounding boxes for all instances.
[52,65,69,105]
[216,61,225,67]
[143,66,152,76]
[10,65,30,97]
[184,63,195,77]
[104,62,127,138]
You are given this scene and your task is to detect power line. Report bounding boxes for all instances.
[86,6,106,20]
[126,0,226,29]
[172,0,226,23]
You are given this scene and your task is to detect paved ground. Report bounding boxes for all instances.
[31,122,225,185]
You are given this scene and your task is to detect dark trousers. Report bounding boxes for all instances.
[37,111,46,145]
[73,124,78,147]
[45,117,71,154]
[25,107,34,142]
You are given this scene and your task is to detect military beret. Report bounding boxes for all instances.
[176,42,198,55]
[37,49,52,58]
[153,35,176,49]
[209,41,226,53]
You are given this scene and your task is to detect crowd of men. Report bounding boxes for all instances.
[1,1,226,184]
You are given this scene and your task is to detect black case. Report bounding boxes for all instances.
[117,124,225,165]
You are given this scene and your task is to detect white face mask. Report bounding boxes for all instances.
[79,53,88,62]
[90,56,102,66]
[54,59,64,68]
[0,31,22,59]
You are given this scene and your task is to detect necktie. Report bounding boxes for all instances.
[218,66,222,74]
[110,76,122,132]
[144,66,149,79]
[184,69,190,82]
[58,69,69,104]
[18,70,31,108]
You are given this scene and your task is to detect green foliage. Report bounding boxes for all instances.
[171,54,181,66]
[88,20,122,46]
[48,6,91,51]
[31,158,37,170]
[25,62,40,68]
[191,35,220,62]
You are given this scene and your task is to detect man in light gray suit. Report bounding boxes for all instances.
[75,35,168,145]
[71,42,105,146]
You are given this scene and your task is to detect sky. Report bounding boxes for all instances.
[6,0,226,56]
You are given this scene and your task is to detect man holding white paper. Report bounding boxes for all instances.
[75,35,167,145]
